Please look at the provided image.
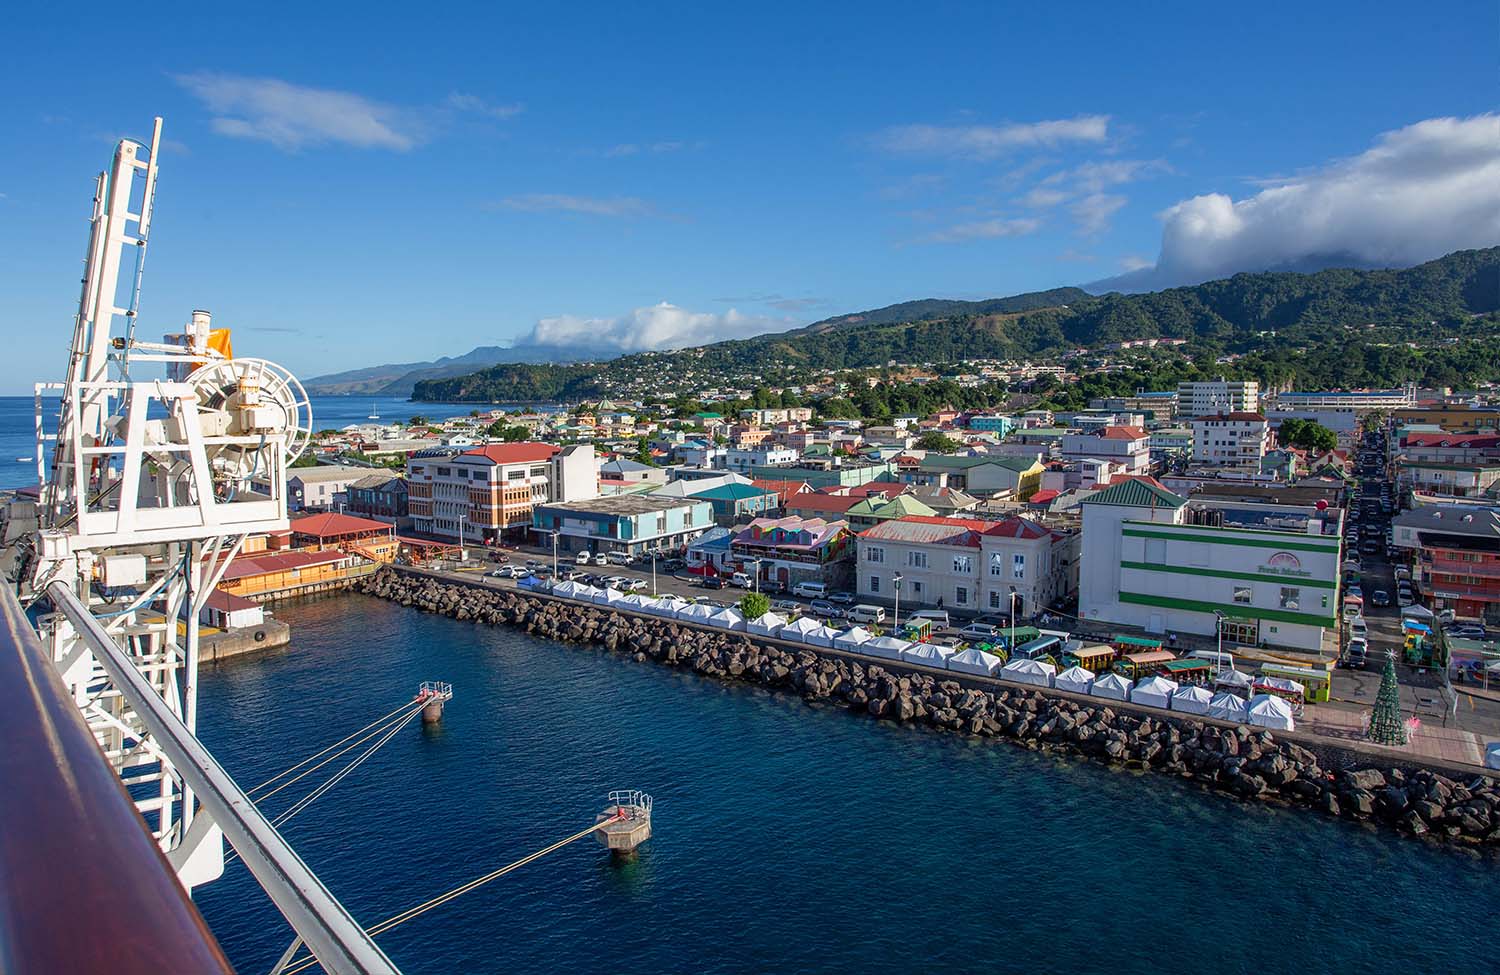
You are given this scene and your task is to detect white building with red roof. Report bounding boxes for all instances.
[407,442,595,542]
[854,514,1079,618]
[1060,424,1151,476]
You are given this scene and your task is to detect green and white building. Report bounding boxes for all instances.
[1078,477,1342,651]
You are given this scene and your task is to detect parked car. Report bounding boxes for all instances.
[1370,590,1391,607]
[487,568,509,578]
[492,565,524,578]
[1446,623,1487,640]
[910,609,951,628]
[1348,617,1368,640]
[729,572,754,589]
[604,575,632,590]
[848,604,887,624]
[792,581,829,599]
[575,551,595,565]
[661,558,686,572]
[606,552,633,566]
[555,568,582,582]
[1396,590,1415,608]
[771,599,801,614]
[1345,639,1369,666]
[958,622,999,640]
[699,575,727,590]
[828,591,857,605]
[1360,540,1381,555]
[809,599,845,620]
[627,578,649,592]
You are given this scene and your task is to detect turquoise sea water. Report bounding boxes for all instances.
[195,595,1497,975]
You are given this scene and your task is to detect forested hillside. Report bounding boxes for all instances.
[413,248,1499,402]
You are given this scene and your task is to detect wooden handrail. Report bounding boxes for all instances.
[0,584,236,974]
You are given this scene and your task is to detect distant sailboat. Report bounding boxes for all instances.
[368,401,380,420]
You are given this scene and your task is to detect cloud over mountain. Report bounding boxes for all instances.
[517,302,788,353]
[1095,113,1500,291]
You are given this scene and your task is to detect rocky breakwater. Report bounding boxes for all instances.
[356,569,1500,849]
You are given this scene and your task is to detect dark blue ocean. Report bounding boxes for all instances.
[0,395,544,492]
[195,596,1498,975]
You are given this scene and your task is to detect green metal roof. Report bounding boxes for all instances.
[1081,478,1188,509]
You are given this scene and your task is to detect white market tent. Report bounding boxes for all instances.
[833,626,874,652]
[617,594,658,612]
[708,607,748,631]
[746,612,787,638]
[676,603,719,624]
[1000,658,1056,688]
[1246,693,1296,731]
[646,596,690,617]
[900,643,956,668]
[592,587,627,607]
[1132,675,1179,710]
[1207,692,1250,723]
[861,635,913,661]
[1090,672,1132,701]
[1255,675,1305,697]
[550,580,588,600]
[1170,684,1215,715]
[1053,665,1096,695]
[947,647,1004,677]
[1401,604,1434,621]
[1214,669,1254,695]
[801,623,841,648]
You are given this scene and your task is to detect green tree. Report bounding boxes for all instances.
[1367,651,1408,745]
[632,436,655,466]
[289,451,319,468]
[738,591,770,620]
[1277,418,1338,452]
[408,415,429,426]
[916,431,960,453]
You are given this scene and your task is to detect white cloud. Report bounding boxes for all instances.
[490,194,654,217]
[878,115,1110,159]
[604,141,687,158]
[518,302,786,352]
[922,217,1041,244]
[1146,113,1500,283]
[175,73,421,150]
[445,92,524,119]
[1070,193,1128,236]
[1119,254,1152,272]
[1019,158,1167,234]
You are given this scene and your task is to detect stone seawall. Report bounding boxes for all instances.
[357,568,1499,849]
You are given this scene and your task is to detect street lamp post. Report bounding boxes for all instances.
[551,530,559,578]
[650,549,658,596]
[1009,586,1017,637]
[748,557,763,594]
[1214,610,1226,676]
[893,572,904,628]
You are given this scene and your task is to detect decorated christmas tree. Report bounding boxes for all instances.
[1367,650,1408,746]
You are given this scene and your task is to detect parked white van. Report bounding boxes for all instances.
[730,572,754,589]
[910,609,950,628]
[575,551,594,565]
[849,604,886,624]
[792,581,829,599]
[606,552,632,566]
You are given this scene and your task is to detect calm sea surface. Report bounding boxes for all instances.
[195,595,1498,975]
[0,394,551,491]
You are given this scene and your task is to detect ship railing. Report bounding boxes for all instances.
[41,581,403,975]
[607,790,653,819]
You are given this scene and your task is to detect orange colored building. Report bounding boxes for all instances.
[289,512,399,561]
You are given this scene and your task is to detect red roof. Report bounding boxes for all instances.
[1193,412,1266,422]
[1402,433,1500,448]
[461,443,559,464]
[896,515,996,532]
[1098,425,1148,440]
[785,492,862,514]
[751,478,811,502]
[291,512,393,538]
[1028,488,1061,504]
[205,588,260,612]
[982,516,1050,540]
[220,550,346,582]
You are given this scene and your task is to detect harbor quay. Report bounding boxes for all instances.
[355,566,1500,850]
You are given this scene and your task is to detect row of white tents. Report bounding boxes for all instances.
[546,582,1296,730]
[999,660,1295,730]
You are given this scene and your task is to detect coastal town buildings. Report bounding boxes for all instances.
[1391,505,1500,622]
[531,494,713,556]
[407,442,597,543]
[729,516,853,589]
[1077,477,1341,651]
[1177,379,1259,417]
[1191,413,1271,467]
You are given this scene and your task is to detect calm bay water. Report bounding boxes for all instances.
[196,595,1497,975]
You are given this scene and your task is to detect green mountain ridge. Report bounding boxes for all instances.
[412,248,1500,403]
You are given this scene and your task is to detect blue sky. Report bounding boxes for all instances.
[1,1,1496,393]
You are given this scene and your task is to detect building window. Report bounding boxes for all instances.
[910,552,928,568]
[956,586,969,605]
[1280,587,1300,610]
[953,555,972,573]
[869,575,881,593]
[1012,553,1025,579]
[1144,538,1167,564]
[868,547,885,564]
[989,590,1001,609]
[684,508,695,527]
[1233,586,1252,604]
[989,552,1005,576]
[910,581,923,597]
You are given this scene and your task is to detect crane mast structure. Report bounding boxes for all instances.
[27,120,312,890]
